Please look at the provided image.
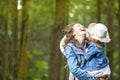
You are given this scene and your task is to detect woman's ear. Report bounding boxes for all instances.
[72,32,76,36]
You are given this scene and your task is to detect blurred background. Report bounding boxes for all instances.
[0,0,120,80]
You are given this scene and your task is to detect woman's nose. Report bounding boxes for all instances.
[80,27,86,31]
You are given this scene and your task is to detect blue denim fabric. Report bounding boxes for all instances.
[84,43,109,71]
[65,43,97,80]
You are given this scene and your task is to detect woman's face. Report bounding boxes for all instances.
[72,23,86,40]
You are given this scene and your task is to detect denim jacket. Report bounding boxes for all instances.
[64,43,97,80]
[84,43,109,71]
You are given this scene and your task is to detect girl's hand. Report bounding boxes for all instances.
[85,48,88,53]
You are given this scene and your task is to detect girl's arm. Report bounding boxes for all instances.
[84,45,101,61]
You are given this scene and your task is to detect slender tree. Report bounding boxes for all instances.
[63,0,70,79]
[97,0,101,22]
[0,0,9,80]
[10,0,18,79]
[118,0,120,79]
[107,0,114,80]
[49,0,67,80]
[63,0,69,80]
[17,0,29,80]
[0,1,4,78]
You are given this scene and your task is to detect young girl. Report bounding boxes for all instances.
[84,23,111,80]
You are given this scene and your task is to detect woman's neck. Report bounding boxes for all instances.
[77,38,84,47]
[80,41,84,47]
[74,35,85,47]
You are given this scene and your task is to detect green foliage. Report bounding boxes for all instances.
[68,0,97,25]
[112,51,119,79]
[0,29,5,36]
[28,0,54,30]
[27,50,48,80]
[27,1,54,79]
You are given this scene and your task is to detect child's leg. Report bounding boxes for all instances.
[98,75,109,80]
[87,65,111,77]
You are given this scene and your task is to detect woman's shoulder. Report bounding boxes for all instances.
[66,43,77,48]
[67,43,74,46]
[65,43,76,50]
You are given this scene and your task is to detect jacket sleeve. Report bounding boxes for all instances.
[84,45,101,61]
[65,45,97,80]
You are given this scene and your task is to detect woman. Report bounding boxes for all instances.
[61,23,98,80]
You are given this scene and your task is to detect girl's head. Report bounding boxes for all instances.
[64,23,86,48]
[87,23,111,47]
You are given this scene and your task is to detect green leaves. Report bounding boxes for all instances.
[27,50,48,80]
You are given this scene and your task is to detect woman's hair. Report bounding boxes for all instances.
[64,23,80,48]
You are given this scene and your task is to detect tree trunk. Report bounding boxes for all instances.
[10,0,19,79]
[97,0,101,22]
[17,0,28,80]
[118,0,120,79]
[0,0,9,80]
[107,0,114,80]
[49,0,67,80]
[63,0,69,80]
[0,1,4,79]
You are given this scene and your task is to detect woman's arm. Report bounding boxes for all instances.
[65,44,97,80]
